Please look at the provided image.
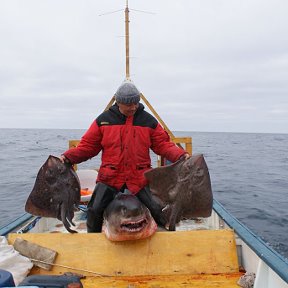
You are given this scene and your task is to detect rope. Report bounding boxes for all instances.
[29,258,112,277]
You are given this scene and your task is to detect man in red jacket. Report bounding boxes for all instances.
[61,80,189,232]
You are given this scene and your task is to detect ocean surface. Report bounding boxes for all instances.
[0,128,287,259]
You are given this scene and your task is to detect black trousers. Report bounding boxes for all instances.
[86,183,166,233]
[136,186,167,228]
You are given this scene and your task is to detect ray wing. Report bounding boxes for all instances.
[144,155,213,231]
[25,155,80,233]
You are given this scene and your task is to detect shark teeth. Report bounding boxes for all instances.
[120,218,148,232]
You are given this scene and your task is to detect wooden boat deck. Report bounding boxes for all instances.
[8,229,243,287]
[79,273,243,288]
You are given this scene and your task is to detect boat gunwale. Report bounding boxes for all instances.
[0,213,36,236]
[213,199,288,284]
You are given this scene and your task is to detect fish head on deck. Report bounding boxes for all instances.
[25,155,81,233]
[103,192,157,241]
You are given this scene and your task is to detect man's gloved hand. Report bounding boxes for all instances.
[179,153,190,161]
[59,155,71,164]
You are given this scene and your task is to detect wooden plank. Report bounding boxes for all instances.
[8,230,239,277]
[140,93,175,141]
[104,96,116,111]
[69,140,80,148]
[172,137,193,144]
[81,273,244,288]
[68,140,81,170]
[172,137,192,154]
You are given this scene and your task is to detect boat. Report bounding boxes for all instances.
[1,197,288,287]
[1,2,288,288]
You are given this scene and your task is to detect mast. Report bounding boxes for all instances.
[125,0,130,79]
[102,2,192,157]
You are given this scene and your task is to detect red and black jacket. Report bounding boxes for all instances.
[64,103,186,194]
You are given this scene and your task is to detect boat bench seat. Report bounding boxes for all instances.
[8,229,243,287]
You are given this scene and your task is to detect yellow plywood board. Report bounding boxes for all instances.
[8,230,238,277]
[81,273,244,288]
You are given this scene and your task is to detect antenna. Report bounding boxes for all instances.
[99,1,130,80]
[100,1,154,80]
[125,0,130,80]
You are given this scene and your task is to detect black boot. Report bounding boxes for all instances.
[86,182,117,233]
[136,186,167,229]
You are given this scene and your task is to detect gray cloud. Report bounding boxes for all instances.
[0,0,287,133]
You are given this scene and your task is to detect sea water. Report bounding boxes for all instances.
[0,128,287,259]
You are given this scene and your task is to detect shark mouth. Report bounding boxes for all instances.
[120,217,148,232]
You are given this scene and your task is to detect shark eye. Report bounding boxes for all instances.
[121,206,127,215]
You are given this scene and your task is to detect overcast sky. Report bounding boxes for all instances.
[0,0,288,133]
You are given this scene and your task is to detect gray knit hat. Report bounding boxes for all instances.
[115,81,141,104]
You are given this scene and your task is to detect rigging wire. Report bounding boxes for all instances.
[99,9,123,17]
[130,8,156,15]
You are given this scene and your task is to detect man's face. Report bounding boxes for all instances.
[117,102,139,117]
